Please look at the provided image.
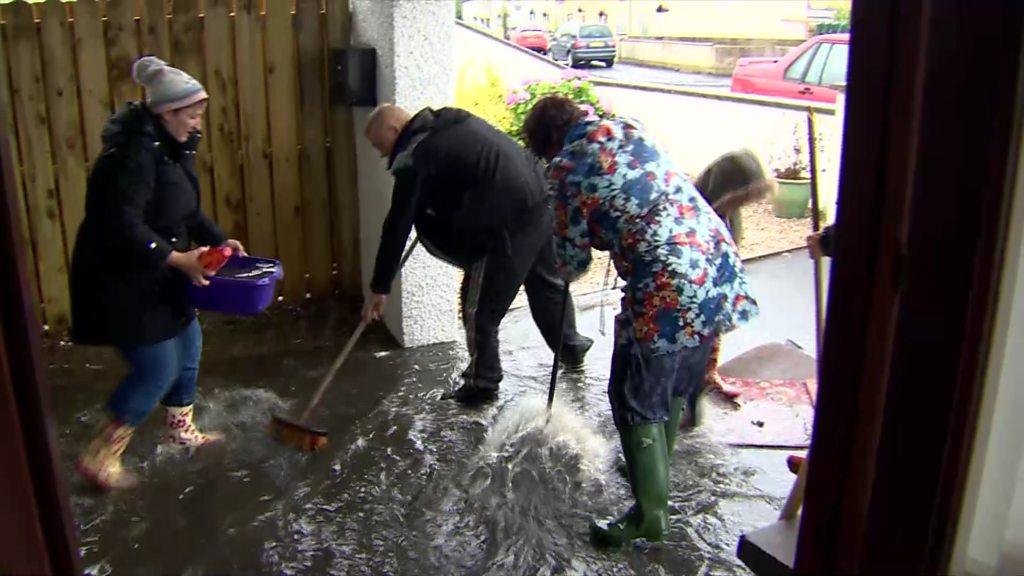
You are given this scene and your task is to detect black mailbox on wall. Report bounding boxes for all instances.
[329,46,377,107]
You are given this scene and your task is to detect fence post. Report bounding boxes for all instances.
[0,4,40,320]
[234,0,277,260]
[40,0,87,268]
[172,0,216,219]
[325,0,361,296]
[103,0,140,111]
[140,0,171,59]
[296,0,334,298]
[203,0,246,243]
[72,0,112,163]
[7,1,69,329]
[266,0,308,301]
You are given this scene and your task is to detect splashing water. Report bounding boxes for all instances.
[482,395,612,482]
[53,302,784,575]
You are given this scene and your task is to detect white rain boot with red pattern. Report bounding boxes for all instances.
[163,405,224,447]
[77,419,139,490]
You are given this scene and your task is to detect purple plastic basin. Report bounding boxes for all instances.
[187,255,284,315]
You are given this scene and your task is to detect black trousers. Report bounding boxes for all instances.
[459,206,589,389]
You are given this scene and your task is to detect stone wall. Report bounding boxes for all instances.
[618,37,803,75]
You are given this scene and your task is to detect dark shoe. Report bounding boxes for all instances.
[591,424,670,547]
[561,335,595,370]
[442,382,499,405]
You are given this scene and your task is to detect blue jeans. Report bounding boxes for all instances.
[607,314,714,429]
[107,318,203,426]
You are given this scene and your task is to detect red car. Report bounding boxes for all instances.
[730,33,849,103]
[511,26,549,54]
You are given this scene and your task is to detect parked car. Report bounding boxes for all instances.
[730,33,849,103]
[511,26,550,54]
[550,23,617,68]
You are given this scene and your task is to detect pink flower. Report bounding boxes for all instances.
[580,103,597,119]
[505,90,530,106]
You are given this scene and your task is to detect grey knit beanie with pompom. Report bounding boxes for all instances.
[131,56,208,114]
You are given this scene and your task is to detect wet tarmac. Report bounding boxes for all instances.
[47,251,820,575]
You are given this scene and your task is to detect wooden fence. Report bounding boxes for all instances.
[0,0,362,330]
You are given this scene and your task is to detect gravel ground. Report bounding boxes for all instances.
[735,198,813,261]
[566,197,813,295]
[511,198,811,308]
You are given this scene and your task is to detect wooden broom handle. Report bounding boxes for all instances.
[807,109,826,352]
[779,110,828,520]
[299,237,420,423]
[300,319,368,422]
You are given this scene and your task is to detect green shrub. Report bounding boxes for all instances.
[455,63,613,146]
[503,70,612,144]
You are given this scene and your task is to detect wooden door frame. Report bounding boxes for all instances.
[795,0,1024,573]
[0,113,78,572]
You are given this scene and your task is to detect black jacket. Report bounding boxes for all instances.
[70,103,225,346]
[370,107,548,294]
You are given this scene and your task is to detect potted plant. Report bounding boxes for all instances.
[771,127,812,219]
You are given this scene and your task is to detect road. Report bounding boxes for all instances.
[580,61,732,90]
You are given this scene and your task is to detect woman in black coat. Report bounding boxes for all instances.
[72,56,244,489]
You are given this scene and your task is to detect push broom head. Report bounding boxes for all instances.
[270,414,329,452]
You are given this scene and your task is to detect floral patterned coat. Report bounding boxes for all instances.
[547,118,759,354]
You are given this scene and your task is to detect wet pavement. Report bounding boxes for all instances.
[47,250,822,575]
[582,61,732,91]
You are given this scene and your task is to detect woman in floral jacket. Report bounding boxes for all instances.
[523,96,758,547]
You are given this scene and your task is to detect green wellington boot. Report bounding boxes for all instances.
[680,386,703,430]
[591,424,671,547]
[664,396,687,455]
[617,397,687,480]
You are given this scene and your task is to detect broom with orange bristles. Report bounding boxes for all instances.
[270,238,420,451]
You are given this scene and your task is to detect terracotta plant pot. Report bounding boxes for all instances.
[773,178,811,219]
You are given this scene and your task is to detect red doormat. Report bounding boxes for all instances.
[702,376,817,448]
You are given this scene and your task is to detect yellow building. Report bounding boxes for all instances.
[461,0,852,40]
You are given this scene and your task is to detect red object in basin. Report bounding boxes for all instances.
[198,246,233,273]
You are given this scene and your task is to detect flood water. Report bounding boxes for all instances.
[47,290,791,575]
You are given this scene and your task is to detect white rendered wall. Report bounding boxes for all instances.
[351,0,460,347]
